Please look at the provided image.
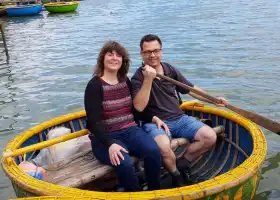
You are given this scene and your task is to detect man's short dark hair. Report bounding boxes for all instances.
[140,34,162,50]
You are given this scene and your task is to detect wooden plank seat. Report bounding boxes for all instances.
[45,126,225,188]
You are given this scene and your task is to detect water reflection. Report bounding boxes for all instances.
[261,153,280,176]
[46,11,79,18]
[0,61,18,134]
[2,14,44,24]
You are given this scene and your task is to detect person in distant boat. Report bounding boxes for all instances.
[131,34,228,186]
[84,41,163,192]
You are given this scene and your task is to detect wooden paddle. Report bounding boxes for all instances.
[156,73,280,135]
[2,129,88,159]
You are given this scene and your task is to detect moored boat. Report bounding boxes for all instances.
[5,4,42,17]
[44,1,79,13]
[1,101,267,199]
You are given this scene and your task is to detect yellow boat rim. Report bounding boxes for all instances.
[1,101,267,199]
[9,197,102,200]
[9,196,102,200]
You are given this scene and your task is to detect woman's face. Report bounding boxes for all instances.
[104,50,123,73]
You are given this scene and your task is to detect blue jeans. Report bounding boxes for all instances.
[91,126,161,191]
[143,115,205,141]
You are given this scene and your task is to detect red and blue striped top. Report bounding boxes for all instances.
[85,76,147,147]
[100,79,136,132]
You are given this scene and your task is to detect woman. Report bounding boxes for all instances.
[84,41,165,191]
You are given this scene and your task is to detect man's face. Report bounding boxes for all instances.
[141,40,162,68]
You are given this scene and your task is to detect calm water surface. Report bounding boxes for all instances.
[0,0,280,199]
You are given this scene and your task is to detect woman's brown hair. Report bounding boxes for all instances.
[94,41,130,82]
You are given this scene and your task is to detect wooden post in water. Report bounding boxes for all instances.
[0,23,9,64]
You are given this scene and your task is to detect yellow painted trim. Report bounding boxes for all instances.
[9,197,99,200]
[3,129,88,159]
[1,102,267,199]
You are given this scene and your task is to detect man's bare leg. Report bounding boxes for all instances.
[154,134,184,186]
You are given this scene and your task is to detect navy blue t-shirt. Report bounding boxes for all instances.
[131,62,194,121]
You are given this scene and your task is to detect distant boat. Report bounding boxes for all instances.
[5,4,42,17]
[0,4,17,16]
[44,1,79,13]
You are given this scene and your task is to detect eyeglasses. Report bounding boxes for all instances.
[142,49,162,56]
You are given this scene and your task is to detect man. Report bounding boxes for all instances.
[131,34,228,187]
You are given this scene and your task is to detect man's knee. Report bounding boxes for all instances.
[196,126,217,147]
[206,130,217,146]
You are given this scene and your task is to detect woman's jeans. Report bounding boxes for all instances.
[91,126,161,191]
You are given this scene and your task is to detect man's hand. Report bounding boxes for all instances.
[108,143,128,166]
[215,97,228,107]
[142,65,156,81]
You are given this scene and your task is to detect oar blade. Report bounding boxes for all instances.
[227,104,280,135]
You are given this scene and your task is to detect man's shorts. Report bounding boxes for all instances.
[142,115,205,142]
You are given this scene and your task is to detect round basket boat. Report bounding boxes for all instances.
[1,101,267,200]
[5,4,42,17]
[44,1,79,13]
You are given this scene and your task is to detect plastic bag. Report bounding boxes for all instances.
[32,127,91,169]
[32,148,52,169]
[47,127,79,163]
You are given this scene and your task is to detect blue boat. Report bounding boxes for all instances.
[5,4,42,17]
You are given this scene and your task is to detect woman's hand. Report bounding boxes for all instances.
[152,116,171,138]
[108,143,128,166]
